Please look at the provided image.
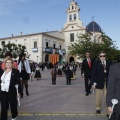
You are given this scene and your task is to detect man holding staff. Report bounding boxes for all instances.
[106,63,120,120]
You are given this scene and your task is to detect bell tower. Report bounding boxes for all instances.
[62,0,86,62]
[65,0,82,28]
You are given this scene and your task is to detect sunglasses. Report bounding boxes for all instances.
[100,55,106,57]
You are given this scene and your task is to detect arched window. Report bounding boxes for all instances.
[74,14,76,20]
[72,6,74,10]
[69,15,72,21]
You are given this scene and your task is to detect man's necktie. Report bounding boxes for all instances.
[88,59,91,68]
[103,61,106,73]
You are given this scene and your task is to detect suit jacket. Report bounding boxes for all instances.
[91,60,112,89]
[106,63,120,114]
[81,58,93,76]
[0,68,21,95]
[65,68,72,78]
[51,69,57,78]
[18,59,31,74]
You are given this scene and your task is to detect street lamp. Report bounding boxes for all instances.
[37,56,39,63]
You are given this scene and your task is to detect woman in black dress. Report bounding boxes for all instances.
[18,53,31,98]
[34,65,41,80]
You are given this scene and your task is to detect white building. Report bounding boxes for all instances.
[0,0,103,63]
[0,31,65,63]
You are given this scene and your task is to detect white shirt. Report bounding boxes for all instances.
[102,60,106,66]
[87,58,91,62]
[18,60,31,73]
[1,70,12,92]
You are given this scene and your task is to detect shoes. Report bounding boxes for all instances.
[86,93,89,96]
[26,91,29,96]
[21,93,23,98]
[106,114,109,117]
[89,91,91,94]
[96,110,101,114]
[21,95,23,99]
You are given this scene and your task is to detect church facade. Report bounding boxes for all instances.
[0,0,103,63]
[62,0,102,63]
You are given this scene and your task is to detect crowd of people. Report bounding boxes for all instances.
[0,51,78,120]
[0,51,120,120]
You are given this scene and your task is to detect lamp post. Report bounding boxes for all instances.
[37,56,39,63]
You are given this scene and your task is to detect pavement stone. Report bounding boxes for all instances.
[8,115,108,120]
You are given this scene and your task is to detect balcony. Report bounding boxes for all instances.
[43,48,66,55]
[32,48,38,52]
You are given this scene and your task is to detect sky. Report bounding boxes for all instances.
[0,0,120,48]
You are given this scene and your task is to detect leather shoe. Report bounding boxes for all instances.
[89,91,91,94]
[26,91,29,96]
[106,114,109,117]
[96,110,101,114]
[86,93,89,96]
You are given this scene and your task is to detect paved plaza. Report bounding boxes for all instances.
[6,68,108,120]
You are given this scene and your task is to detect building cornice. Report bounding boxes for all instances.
[62,23,85,31]
[42,33,65,41]
[62,29,86,32]
[0,31,62,40]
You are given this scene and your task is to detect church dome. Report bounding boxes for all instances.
[86,21,102,32]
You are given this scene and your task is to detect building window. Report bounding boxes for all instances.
[60,45,62,50]
[46,42,49,48]
[70,33,74,42]
[69,15,72,21]
[72,6,74,9]
[34,41,37,48]
[74,14,76,20]
[53,44,56,48]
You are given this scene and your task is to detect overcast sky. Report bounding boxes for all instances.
[0,0,120,48]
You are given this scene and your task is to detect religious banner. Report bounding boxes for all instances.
[49,54,59,65]
[49,49,59,65]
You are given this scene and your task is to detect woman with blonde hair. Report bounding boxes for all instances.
[1,52,18,69]
[0,58,21,120]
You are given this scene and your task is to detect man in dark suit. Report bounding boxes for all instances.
[51,66,57,85]
[81,52,93,96]
[91,51,112,115]
[65,66,72,85]
[106,63,120,120]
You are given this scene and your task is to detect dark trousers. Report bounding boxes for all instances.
[21,80,29,97]
[42,67,44,71]
[66,77,71,85]
[84,76,91,93]
[110,112,120,120]
[52,78,56,85]
[0,91,18,120]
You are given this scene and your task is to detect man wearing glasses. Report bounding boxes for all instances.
[91,51,112,116]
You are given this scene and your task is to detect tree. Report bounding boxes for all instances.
[68,33,120,61]
[0,41,26,59]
